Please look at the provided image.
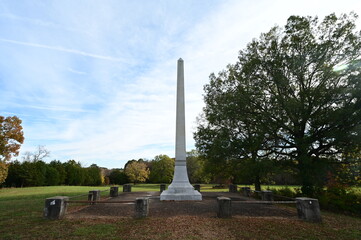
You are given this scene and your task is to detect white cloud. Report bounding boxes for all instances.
[0,38,128,62]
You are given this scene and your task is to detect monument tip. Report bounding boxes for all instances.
[178,58,183,61]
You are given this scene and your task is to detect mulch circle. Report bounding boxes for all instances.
[66,192,298,219]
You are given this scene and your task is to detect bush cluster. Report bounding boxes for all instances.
[272,186,361,216]
[318,187,361,216]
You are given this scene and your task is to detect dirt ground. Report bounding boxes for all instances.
[66,192,298,219]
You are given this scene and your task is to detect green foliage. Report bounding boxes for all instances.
[33,160,47,186]
[195,13,361,196]
[4,160,22,187]
[318,187,361,216]
[186,150,210,183]
[317,174,361,216]
[45,166,60,186]
[124,160,150,184]
[316,171,361,215]
[4,159,105,187]
[272,186,302,199]
[20,161,40,186]
[64,160,86,186]
[271,183,361,216]
[84,165,102,186]
[149,154,174,183]
[275,187,296,198]
[109,169,128,185]
[337,150,361,186]
[49,160,66,184]
[236,158,278,188]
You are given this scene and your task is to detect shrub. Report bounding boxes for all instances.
[318,187,361,216]
[314,172,360,215]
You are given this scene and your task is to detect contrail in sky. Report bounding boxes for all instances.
[0,38,125,62]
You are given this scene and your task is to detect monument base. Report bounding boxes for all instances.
[160,183,202,201]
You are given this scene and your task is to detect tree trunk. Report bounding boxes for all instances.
[252,151,262,191]
[298,152,315,197]
[254,175,261,191]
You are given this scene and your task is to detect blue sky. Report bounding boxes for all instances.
[0,0,360,168]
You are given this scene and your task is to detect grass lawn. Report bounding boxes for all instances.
[0,185,360,239]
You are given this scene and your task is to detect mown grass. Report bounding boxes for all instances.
[0,185,360,239]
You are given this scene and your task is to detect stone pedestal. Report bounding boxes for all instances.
[123,184,132,192]
[110,187,119,197]
[241,187,251,197]
[261,190,274,202]
[88,190,100,204]
[160,185,202,201]
[194,184,201,192]
[229,184,238,193]
[296,198,322,222]
[160,184,166,193]
[217,197,232,218]
[43,196,69,220]
[160,58,201,201]
[135,198,149,218]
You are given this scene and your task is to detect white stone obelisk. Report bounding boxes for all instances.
[160,58,202,201]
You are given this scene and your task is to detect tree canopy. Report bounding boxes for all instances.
[124,160,150,184]
[195,13,361,195]
[186,150,210,184]
[0,116,24,183]
[0,116,24,162]
[149,154,174,183]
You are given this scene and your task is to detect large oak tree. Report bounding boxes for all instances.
[195,13,361,195]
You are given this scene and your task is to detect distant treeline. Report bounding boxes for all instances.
[2,151,303,188]
[2,160,121,187]
[2,152,211,187]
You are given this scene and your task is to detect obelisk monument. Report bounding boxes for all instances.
[160,58,202,201]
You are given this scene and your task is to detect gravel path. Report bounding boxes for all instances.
[66,192,298,219]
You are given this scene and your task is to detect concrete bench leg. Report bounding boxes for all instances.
[296,198,322,222]
[88,192,93,204]
[123,184,132,192]
[44,196,69,220]
[135,198,149,218]
[89,190,100,204]
[110,187,119,197]
[217,197,232,218]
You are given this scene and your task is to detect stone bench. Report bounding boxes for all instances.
[229,184,238,193]
[217,197,232,218]
[88,190,100,204]
[110,186,119,197]
[123,184,132,192]
[296,198,322,222]
[135,198,149,218]
[43,196,69,220]
[215,196,321,222]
